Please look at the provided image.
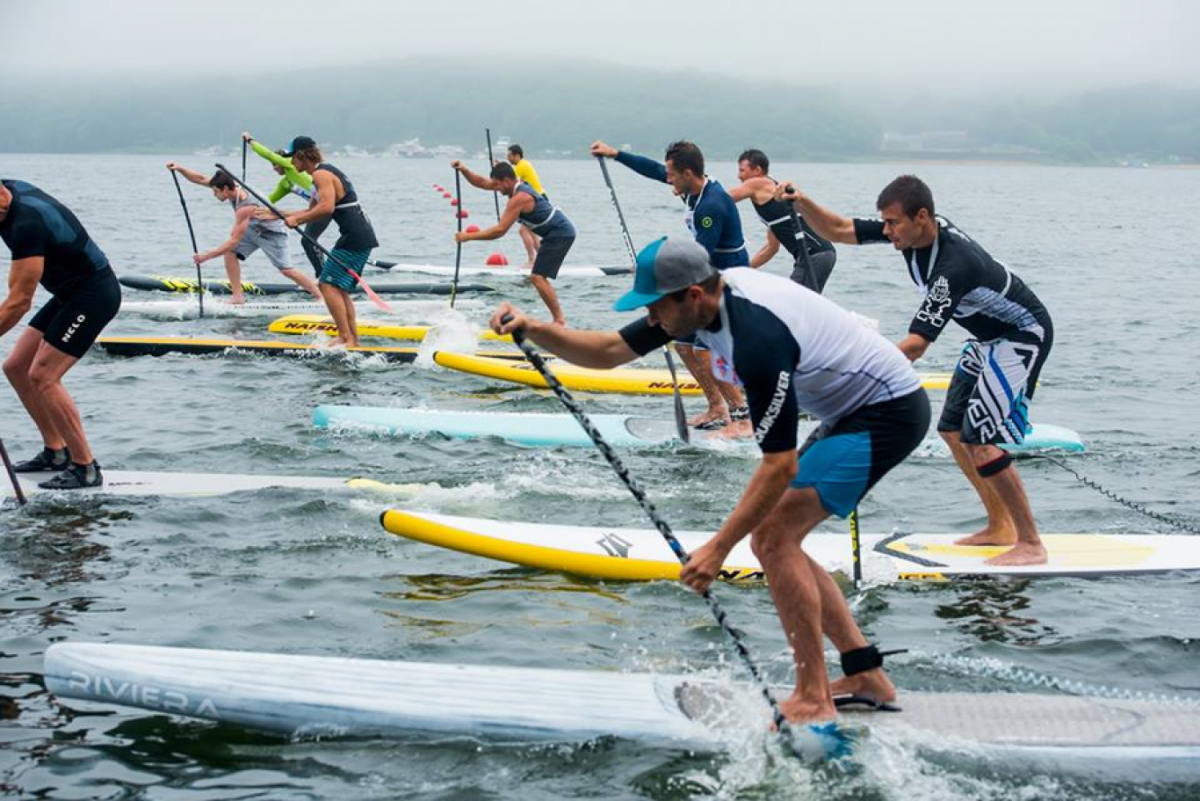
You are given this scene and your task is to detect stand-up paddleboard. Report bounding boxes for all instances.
[314,406,1084,454]
[2,470,420,501]
[44,642,1200,779]
[434,352,954,396]
[270,316,512,342]
[95,337,530,362]
[119,274,497,296]
[380,510,1200,581]
[377,262,630,278]
[120,298,483,320]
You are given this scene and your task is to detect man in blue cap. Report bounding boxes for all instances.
[490,237,931,721]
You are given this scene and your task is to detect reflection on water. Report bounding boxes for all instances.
[934,579,1059,645]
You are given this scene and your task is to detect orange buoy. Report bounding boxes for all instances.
[485,253,509,266]
[443,192,452,198]
[465,224,481,233]
[456,210,470,219]
[450,199,459,206]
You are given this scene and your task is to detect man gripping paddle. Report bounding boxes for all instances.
[242,131,327,278]
[1,179,120,489]
[491,237,930,720]
[777,175,1054,567]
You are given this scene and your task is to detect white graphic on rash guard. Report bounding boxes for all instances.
[917,276,953,328]
[754,371,792,445]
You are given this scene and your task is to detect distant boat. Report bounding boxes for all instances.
[383,138,432,158]
[193,145,223,157]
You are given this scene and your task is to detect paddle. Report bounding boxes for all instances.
[504,316,805,755]
[214,164,394,313]
[241,137,247,183]
[168,168,205,318]
[783,188,820,294]
[486,128,501,223]
[0,438,27,506]
[848,508,863,592]
[596,156,689,443]
[451,168,464,308]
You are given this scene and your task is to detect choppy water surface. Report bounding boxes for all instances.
[2,153,1199,799]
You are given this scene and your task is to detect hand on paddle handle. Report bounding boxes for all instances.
[775,180,803,205]
[284,213,303,230]
[680,537,732,594]
[450,160,464,172]
[166,162,180,172]
[490,303,530,337]
[454,231,470,244]
[192,252,208,267]
[242,131,253,142]
[590,141,618,159]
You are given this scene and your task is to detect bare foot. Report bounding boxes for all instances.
[828,668,897,704]
[954,525,1017,547]
[984,541,1048,566]
[714,419,753,439]
[229,294,247,306]
[552,318,567,327]
[688,407,728,428]
[779,692,837,723]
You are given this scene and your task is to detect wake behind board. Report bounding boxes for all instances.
[434,351,953,396]
[3,470,421,501]
[120,298,483,320]
[378,262,630,278]
[95,337,529,362]
[380,510,1200,580]
[119,274,497,296]
[313,406,1084,454]
[45,642,1200,779]
[271,315,512,342]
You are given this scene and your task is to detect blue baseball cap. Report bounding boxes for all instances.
[283,135,317,156]
[613,237,718,312]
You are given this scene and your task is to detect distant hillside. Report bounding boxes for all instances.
[1,59,1195,163]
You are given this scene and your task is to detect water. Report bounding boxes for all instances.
[2,154,1199,799]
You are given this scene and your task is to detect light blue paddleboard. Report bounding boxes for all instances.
[312,406,1084,453]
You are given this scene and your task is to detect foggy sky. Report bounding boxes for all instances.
[3,0,1197,92]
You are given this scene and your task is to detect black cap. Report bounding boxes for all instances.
[284,136,317,156]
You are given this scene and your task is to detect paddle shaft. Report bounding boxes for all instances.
[169,169,205,318]
[507,323,799,751]
[848,508,863,591]
[784,191,821,294]
[241,137,247,182]
[0,438,27,506]
[451,168,463,308]
[486,128,501,222]
[595,156,689,443]
[214,164,393,312]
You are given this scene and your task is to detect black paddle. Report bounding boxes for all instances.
[168,167,205,318]
[504,316,809,756]
[241,136,248,183]
[595,156,689,443]
[486,128,501,223]
[451,167,463,308]
[0,438,26,506]
[848,508,863,592]
[214,164,394,313]
[785,198,821,294]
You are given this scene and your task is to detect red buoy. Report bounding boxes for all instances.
[486,253,509,266]
[450,198,459,206]
[456,210,470,219]
[442,192,452,198]
[465,224,481,233]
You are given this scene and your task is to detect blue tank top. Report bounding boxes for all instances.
[514,183,575,240]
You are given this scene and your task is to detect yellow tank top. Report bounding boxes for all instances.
[513,159,545,196]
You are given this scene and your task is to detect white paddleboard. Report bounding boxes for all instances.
[44,642,1200,779]
[119,298,482,320]
[313,406,1084,453]
[3,470,421,500]
[380,510,1200,581]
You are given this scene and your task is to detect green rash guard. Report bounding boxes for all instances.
[249,140,315,204]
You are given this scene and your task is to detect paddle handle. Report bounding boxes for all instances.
[169,168,204,318]
[505,318,798,750]
[0,438,27,506]
[214,164,393,313]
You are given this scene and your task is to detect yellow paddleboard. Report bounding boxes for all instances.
[433,351,951,396]
[269,315,512,343]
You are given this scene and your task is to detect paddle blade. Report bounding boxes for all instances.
[663,350,690,443]
[348,269,395,313]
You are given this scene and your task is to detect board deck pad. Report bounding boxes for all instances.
[313,406,1083,453]
[3,470,420,500]
[119,274,497,296]
[434,351,953,396]
[96,337,529,362]
[120,299,483,319]
[380,510,1200,580]
[44,642,1200,779]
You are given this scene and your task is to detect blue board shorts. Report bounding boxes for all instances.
[319,248,371,292]
[791,389,931,517]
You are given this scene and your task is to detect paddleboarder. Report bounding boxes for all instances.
[166,162,322,304]
[452,160,573,326]
[505,145,546,269]
[776,174,1053,567]
[590,139,750,435]
[242,131,329,278]
[491,237,930,720]
[728,149,837,291]
[0,179,121,489]
[281,136,380,347]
